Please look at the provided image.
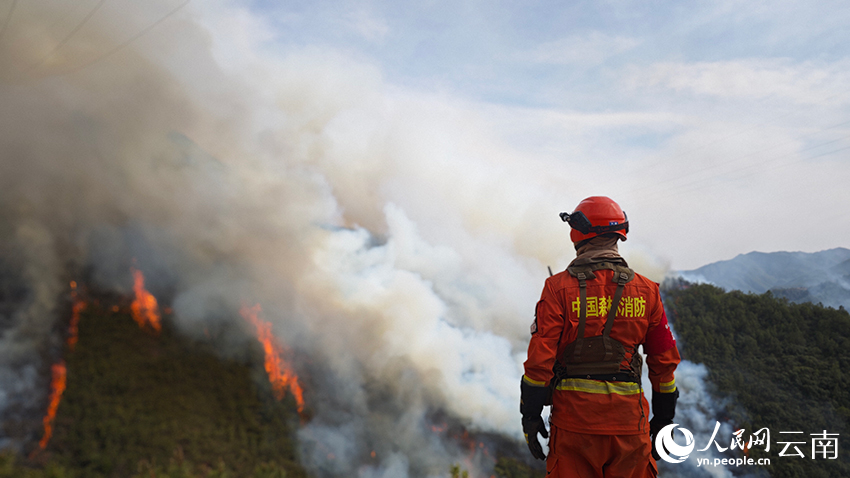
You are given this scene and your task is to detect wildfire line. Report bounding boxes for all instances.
[37,266,163,453]
[34,280,86,453]
[240,304,305,414]
[67,281,86,351]
[37,361,67,450]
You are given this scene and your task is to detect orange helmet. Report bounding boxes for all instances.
[560,196,628,244]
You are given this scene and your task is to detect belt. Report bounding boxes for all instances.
[563,372,638,383]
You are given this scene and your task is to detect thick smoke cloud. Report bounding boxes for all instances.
[0,1,734,476]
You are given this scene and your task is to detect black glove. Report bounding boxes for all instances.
[649,389,679,461]
[520,378,551,460]
[649,417,665,461]
[522,415,549,460]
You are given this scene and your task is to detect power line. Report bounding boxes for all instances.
[637,142,850,205]
[27,0,108,72]
[58,0,190,76]
[43,1,90,41]
[626,119,850,196]
[621,94,848,178]
[0,0,17,43]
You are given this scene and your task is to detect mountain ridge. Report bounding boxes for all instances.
[676,247,850,309]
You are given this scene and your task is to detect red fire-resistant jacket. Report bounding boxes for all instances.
[523,267,680,435]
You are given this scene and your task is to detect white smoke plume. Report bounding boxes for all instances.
[649,361,735,478]
[0,1,737,476]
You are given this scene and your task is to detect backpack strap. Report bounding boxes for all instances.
[571,270,590,363]
[566,262,634,356]
[603,271,630,338]
[599,271,629,362]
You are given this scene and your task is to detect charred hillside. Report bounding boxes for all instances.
[663,279,850,478]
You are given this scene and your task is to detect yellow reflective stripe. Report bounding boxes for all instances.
[522,374,547,387]
[555,378,642,396]
[660,379,677,393]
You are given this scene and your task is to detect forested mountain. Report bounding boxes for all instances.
[663,279,850,478]
[678,248,850,309]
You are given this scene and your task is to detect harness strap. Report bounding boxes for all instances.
[600,274,626,362]
[566,264,632,364]
[603,272,629,338]
[572,272,588,363]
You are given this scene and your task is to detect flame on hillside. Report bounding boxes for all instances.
[36,270,156,453]
[67,281,86,352]
[240,304,305,414]
[36,361,67,451]
[34,280,88,453]
[130,266,162,333]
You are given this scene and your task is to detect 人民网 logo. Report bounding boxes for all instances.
[656,424,695,463]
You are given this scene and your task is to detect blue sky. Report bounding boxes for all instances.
[210,0,850,270]
[246,0,850,100]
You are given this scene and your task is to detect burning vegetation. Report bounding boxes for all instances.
[67,281,86,351]
[15,271,541,478]
[240,303,305,414]
[130,266,162,333]
[19,273,309,477]
[33,281,86,453]
[35,361,66,452]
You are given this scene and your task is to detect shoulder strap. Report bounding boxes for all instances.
[566,263,635,340]
[575,271,589,339]
[570,271,589,363]
[603,271,630,337]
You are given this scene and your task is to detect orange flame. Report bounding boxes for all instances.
[35,281,88,453]
[240,304,304,413]
[37,361,67,450]
[67,281,86,351]
[130,267,162,333]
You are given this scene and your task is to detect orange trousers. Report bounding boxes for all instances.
[546,425,657,478]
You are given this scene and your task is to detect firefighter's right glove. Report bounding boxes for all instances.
[520,377,551,461]
[649,389,679,461]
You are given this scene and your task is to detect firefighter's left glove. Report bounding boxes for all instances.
[649,389,679,461]
[520,378,550,461]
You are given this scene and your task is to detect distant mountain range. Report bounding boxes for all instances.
[676,247,850,310]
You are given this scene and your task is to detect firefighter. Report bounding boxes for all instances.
[521,196,680,478]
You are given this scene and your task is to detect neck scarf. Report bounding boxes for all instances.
[569,236,628,268]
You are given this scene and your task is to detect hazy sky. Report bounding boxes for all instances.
[5,0,847,273]
[220,0,850,270]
